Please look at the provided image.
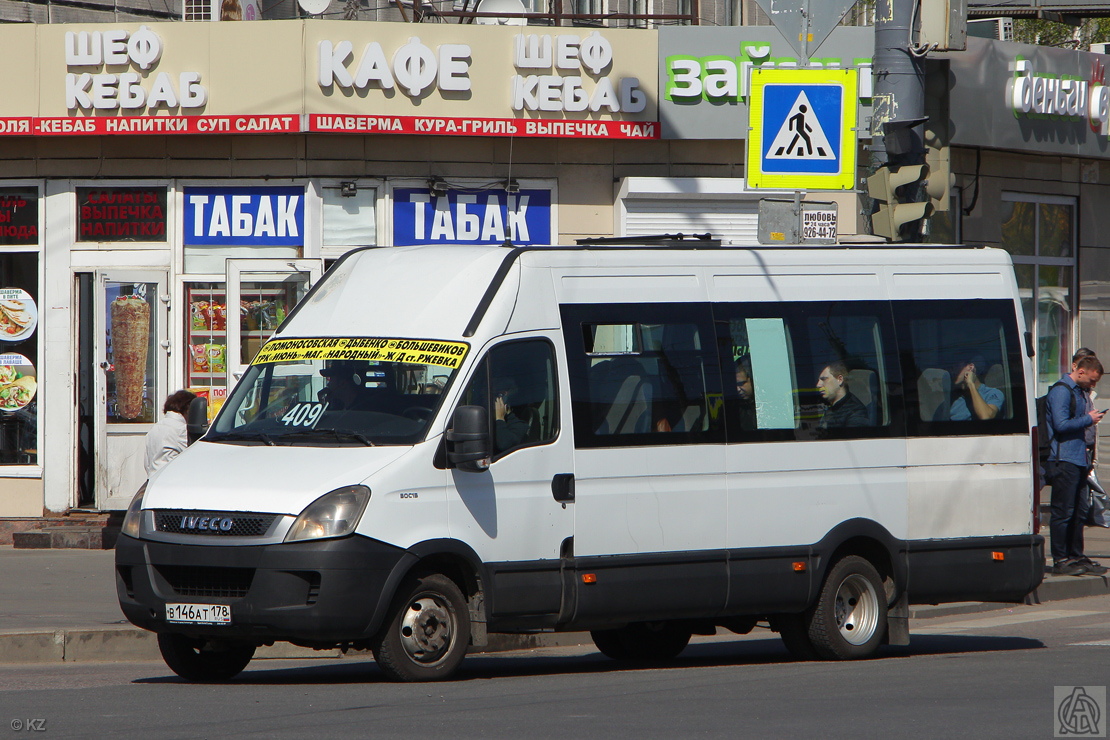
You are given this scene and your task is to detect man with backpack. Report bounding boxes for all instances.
[1046,352,1108,575]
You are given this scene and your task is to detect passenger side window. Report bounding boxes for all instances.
[457,339,559,457]
[717,301,899,441]
[562,304,723,448]
[893,300,1028,436]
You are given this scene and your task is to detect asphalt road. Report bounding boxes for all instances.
[3,593,1110,740]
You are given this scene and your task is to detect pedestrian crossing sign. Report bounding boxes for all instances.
[746,68,858,191]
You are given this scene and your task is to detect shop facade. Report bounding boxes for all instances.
[0,19,691,518]
[5,18,1106,520]
[942,37,1110,403]
[652,28,1110,435]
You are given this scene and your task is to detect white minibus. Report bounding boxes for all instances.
[115,243,1043,681]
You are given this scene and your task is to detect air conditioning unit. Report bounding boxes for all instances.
[967,17,1013,42]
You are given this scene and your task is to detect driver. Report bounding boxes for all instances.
[319,361,369,411]
[493,376,530,452]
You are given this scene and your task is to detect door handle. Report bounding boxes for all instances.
[551,473,575,504]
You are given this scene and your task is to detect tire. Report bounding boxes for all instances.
[770,613,820,661]
[806,555,887,660]
[157,633,255,681]
[372,573,470,682]
[590,628,635,660]
[590,622,692,662]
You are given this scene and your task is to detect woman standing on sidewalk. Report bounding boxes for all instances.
[143,390,196,478]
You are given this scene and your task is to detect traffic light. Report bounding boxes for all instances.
[924,143,951,214]
[867,164,934,242]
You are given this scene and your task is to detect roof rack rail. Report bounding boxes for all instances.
[575,233,722,248]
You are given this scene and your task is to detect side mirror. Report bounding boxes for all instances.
[186,396,209,445]
[446,405,491,472]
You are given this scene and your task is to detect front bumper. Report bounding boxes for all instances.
[115,533,415,645]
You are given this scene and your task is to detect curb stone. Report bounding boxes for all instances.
[0,627,597,665]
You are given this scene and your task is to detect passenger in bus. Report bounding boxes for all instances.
[319,361,369,411]
[735,359,757,431]
[493,377,530,452]
[816,361,869,430]
[944,357,1004,421]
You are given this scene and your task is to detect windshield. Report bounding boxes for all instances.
[208,337,469,446]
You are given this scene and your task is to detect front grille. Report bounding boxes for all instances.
[156,564,254,598]
[155,510,278,537]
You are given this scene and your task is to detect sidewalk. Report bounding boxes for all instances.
[1,526,1108,664]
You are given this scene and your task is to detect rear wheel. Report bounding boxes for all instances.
[807,555,887,660]
[590,622,691,661]
[157,633,255,681]
[372,573,470,682]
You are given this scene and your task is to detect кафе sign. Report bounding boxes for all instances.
[0,20,658,140]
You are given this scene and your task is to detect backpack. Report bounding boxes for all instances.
[1036,380,1075,465]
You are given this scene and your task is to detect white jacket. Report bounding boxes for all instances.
[144,410,188,477]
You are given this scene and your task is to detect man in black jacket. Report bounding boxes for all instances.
[816,361,868,431]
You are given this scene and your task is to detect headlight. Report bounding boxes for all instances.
[121,482,147,539]
[284,485,370,542]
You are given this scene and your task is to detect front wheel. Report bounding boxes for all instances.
[372,573,470,682]
[157,633,255,681]
[807,555,887,660]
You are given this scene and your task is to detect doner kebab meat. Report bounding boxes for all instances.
[111,295,150,419]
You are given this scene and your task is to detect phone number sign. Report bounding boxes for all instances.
[802,208,837,243]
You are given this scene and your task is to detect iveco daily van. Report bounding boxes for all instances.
[115,243,1043,681]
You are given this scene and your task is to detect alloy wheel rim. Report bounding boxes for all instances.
[834,573,879,646]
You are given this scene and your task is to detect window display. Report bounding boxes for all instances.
[185,281,300,421]
[0,252,39,465]
[105,283,158,424]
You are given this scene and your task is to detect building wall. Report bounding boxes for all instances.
[953,145,1110,461]
[0,132,756,516]
[0,477,43,518]
[0,134,745,244]
[0,0,177,23]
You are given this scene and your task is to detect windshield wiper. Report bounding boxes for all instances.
[314,428,376,446]
[276,428,377,446]
[208,430,277,446]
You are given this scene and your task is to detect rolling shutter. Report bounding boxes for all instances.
[622,198,761,245]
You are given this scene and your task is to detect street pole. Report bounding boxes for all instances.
[869,0,929,238]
